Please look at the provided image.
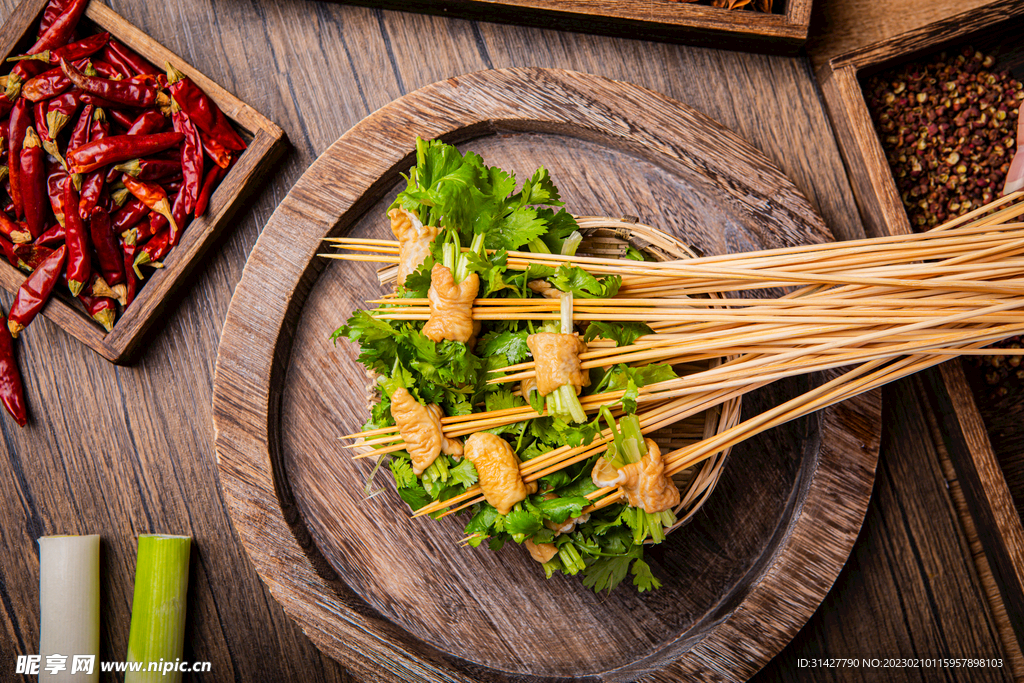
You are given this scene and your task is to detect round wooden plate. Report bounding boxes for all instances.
[212,68,881,682]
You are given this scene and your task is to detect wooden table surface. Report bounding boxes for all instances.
[1,0,1022,681]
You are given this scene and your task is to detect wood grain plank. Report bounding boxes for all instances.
[753,377,1012,683]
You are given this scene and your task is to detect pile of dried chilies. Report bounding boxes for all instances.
[0,0,246,426]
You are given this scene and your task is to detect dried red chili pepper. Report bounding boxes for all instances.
[7,99,30,218]
[148,184,190,246]
[62,180,90,296]
[61,59,166,110]
[100,45,133,79]
[105,38,158,77]
[171,103,203,213]
[21,65,69,102]
[8,244,66,337]
[0,309,27,426]
[107,108,134,130]
[11,32,109,66]
[39,0,73,37]
[34,222,64,247]
[78,292,116,332]
[192,160,225,216]
[33,101,49,141]
[133,228,170,277]
[20,127,47,239]
[124,213,161,246]
[89,61,125,81]
[78,169,106,220]
[68,102,93,151]
[29,0,88,55]
[0,235,19,268]
[44,90,78,139]
[113,196,147,233]
[126,110,167,136]
[46,163,67,226]
[122,175,178,238]
[89,207,125,288]
[66,132,183,174]
[122,241,138,306]
[0,211,30,244]
[166,63,246,154]
[113,157,181,182]
[14,243,54,272]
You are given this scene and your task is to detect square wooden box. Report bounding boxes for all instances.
[0,0,285,363]
[817,0,1024,648]
[334,0,813,55]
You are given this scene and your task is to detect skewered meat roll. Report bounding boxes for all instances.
[423,263,480,344]
[389,207,437,287]
[591,439,680,514]
[526,332,589,397]
[390,387,460,476]
[464,432,537,515]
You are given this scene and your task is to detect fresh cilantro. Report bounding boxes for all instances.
[478,330,531,365]
[537,495,590,523]
[582,556,631,593]
[389,458,418,489]
[450,459,478,487]
[584,321,654,347]
[505,509,543,540]
[631,558,662,592]
[548,264,622,299]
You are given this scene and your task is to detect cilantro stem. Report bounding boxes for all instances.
[558,542,586,575]
[528,237,551,254]
[619,414,646,465]
[560,230,583,256]
[546,384,587,424]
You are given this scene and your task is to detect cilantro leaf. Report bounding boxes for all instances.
[505,509,543,538]
[548,264,622,298]
[450,459,478,487]
[584,321,654,347]
[537,495,590,524]
[582,556,631,593]
[631,558,662,592]
[478,330,531,365]
[389,458,418,489]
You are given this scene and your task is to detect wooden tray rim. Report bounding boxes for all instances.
[212,66,881,682]
[337,0,811,54]
[0,0,286,363]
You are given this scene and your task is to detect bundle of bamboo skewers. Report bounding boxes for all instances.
[325,191,1024,526]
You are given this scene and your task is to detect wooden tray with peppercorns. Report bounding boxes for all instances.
[817,0,1024,652]
[328,0,813,55]
[0,0,284,364]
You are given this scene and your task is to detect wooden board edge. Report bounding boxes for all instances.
[103,126,287,362]
[213,66,874,682]
[817,64,910,239]
[828,0,1024,73]
[336,0,808,54]
[925,363,1024,650]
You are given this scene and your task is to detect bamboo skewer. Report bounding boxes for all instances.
[333,192,1024,534]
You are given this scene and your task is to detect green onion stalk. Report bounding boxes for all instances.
[442,230,486,284]
[544,292,588,423]
[125,535,192,683]
[600,406,676,543]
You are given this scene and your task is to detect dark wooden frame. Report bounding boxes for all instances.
[213,66,881,682]
[331,0,813,55]
[817,0,1024,650]
[0,0,285,364]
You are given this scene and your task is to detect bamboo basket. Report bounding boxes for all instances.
[367,216,743,532]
